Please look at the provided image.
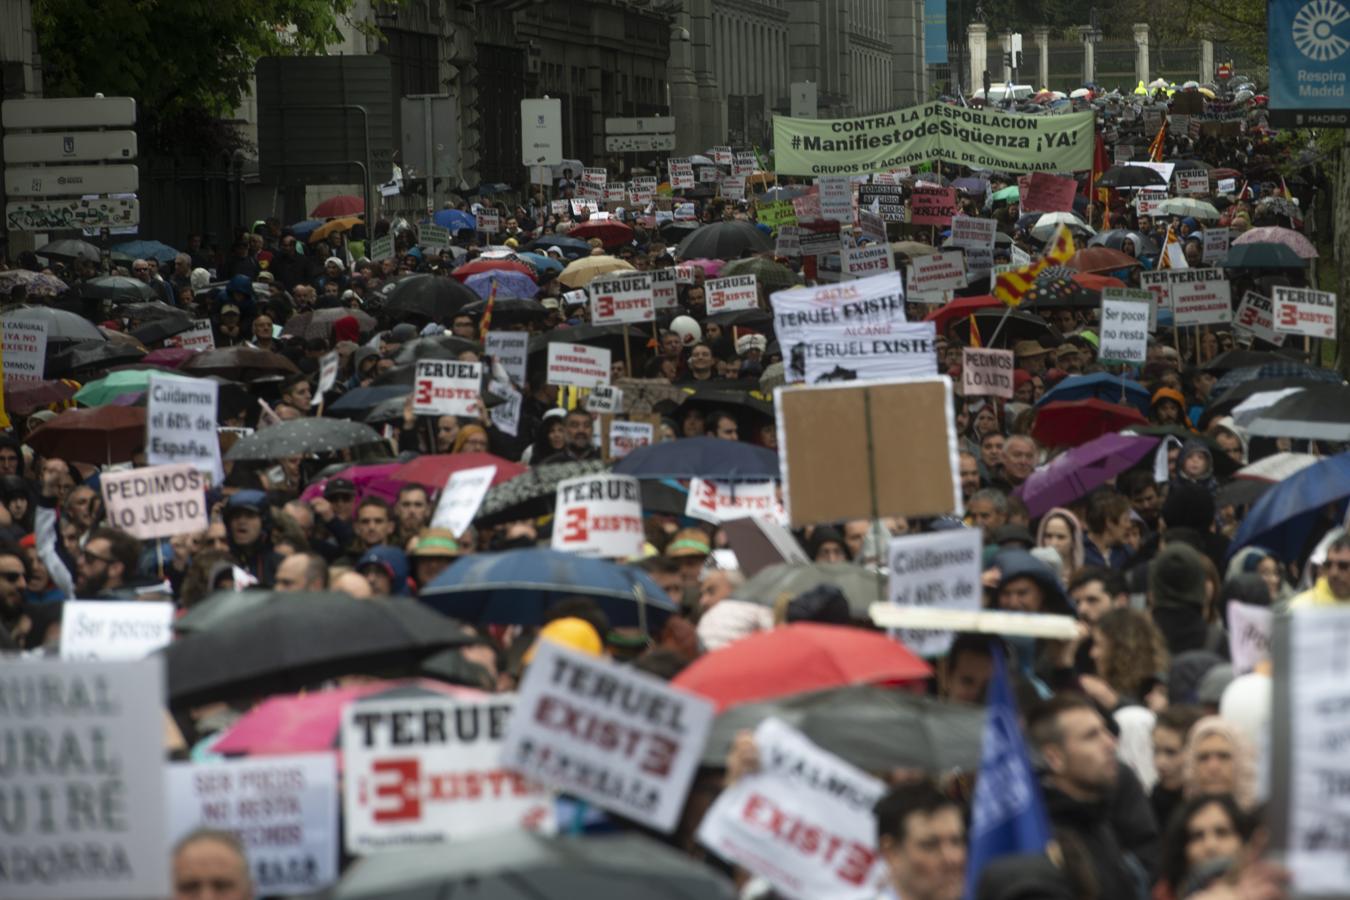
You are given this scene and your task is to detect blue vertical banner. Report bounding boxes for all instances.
[1268,0,1350,128]
[924,0,949,66]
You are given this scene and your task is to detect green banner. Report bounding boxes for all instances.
[773,103,1096,176]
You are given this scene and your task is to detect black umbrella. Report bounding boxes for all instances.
[1097,165,1168,188]
[658,220,701,242]
[116,300,191,322]
[670,384,775,422]
[130,317,194,346]
[527,324,649,356]
[1021,266,1101,309]
[705,308,773,328]
[327,385,409,420]
[1246,385,1350,442]
[702,685,985,773]
[80,276,155,302]
[333,831,736,900]
[48,340,145,376]
[524,235,591,260]
[460,296,548,325]
[393,333,483,365]
[179,346,299,380]
[676,220,774,261]
[37,238,101,263]
[476,460,609,526]
[363,395,407,424]
[225,418,385,460]
[948,310,1056,347]
[164,594,477,708]
[1202,349,1303,373]
[2,305,105,342]
[1221,243,1308,269]
[385,273,477,321]
[282,307,378,341]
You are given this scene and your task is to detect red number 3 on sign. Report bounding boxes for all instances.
[560,507,589,543]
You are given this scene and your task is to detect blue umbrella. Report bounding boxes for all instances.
[327,385,409,420]
[519,252,563,275]
[433,208,476,232]
[110,239,180,264]
[464,270,538,300]
[289,219,325,240]
[525,235,591,260]
[1227,452,1350,564]
[1035,373,1152,417]
[420,547,677,630]
[614,436,780,481]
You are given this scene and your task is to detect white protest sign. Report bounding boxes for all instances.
[167,754,339,895]
[643,267,677,311]
[858,209,888,245]
[562,288,589,308]
[2,318,48,381]
[1175,172,1210,195]
[478,210,501,233]
[608,420,653,460]
[343,695,553,853]
[685,478,783,525]
[906,252,968,294]
[169,318,215,351]
[146,374,223,482]
[1202,227,1231,263]
[413,359,482,417]
[674,264,697,285]
[712,146,733,166]
[1169,269,1232,327]
[431,465,496,537]
[949,215,997,250]
[1134,188,1169,217]
[100,463,210,540]
[603,182,625,205]
[706,275,759,314]
[1273,286,1337,340]
[585,384,623,415]
[1227,601,1272,675]
[732,151,757,177]
[887,528,983,657]
[0,657,169,900]
[1139,269,1173,318]
[802,322,937,384]
[669,160,695,190]
[486,331,529,387]
[818,175,854,223]
[842,245,893,278]
[961,348,1015,399]
[697,717,885,900]
[1233,291,1286,347]
[501,641,715,832]
[59,601,174,661]
[1280,607,1350,893]
[315,350,339,404]
[721,177,746,201]
[489,381,522,437]
[369,235,395,262]
[551,472,644,558]
[775,225,802,257]
[1099,289,1152,364]
[546,342,611,388]
[419,223,451,250]
[588,272,654,325]
[1217,177,1236,194]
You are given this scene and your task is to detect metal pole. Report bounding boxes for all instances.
[424,96,435,216]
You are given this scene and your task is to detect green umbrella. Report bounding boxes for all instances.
[992,185,1020,201]
[1221,242,1308,269]
[738,561,887,617]
[719,256,800,292]
[73,367,197,407]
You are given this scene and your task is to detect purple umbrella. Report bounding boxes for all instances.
[1014,433,1160,519]
[300,463,404,506]
[464,270,538,300]
[952,176,989,196]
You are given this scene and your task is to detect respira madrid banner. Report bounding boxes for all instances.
[773,104,1095,175]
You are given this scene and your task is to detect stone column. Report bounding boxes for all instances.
[1033,26,1050,89]
[888,0,923,106]
[1133,23,1150,86]
[668,10,702,156]
[1199,36,1214,83]
[968,23,987,97]
[1078,25,1096,84]
[688,0,723,152]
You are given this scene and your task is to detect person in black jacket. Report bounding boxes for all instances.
[223,490,282,587]
[1027,694,1159,900]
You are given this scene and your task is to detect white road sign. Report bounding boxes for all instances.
[2,96,137,129]
[605,134,676,153]
[5,164,139,197]
[3,130,137,164]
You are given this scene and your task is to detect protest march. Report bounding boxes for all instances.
[1,19,1347,900]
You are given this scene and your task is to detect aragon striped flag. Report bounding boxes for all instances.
[993,225,1077,307]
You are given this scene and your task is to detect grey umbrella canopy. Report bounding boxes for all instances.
[702,684,986,774]
[1,304,104,342]
[676,220,774,261]
[334,830,736,900]
[80,275,156,302]
[37,238,101,262]
[738,562,887,618]
[475,459,609,525]
[224,417,385,460]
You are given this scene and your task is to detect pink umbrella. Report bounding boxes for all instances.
[681,257,724,277]
[141,347,200,368]
[1231,226,1317,259]
[212,679,483,756]
[300,462,404,505]
[390,452,526,489]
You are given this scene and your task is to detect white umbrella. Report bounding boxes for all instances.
[1231,388,1305,427]
[1156,198,1221,219]
[1070,88,1091,99]
[1230,451,1320,484]
[1031,212,1094,241]
[1149,78,1168,90]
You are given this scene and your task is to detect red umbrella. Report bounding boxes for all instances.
[1031,398,1148,448]
[451,258,537,283]
[569,220,635,249]
[1071,272,1125,291]
[26,406,147,465]
[390,452,527,489]
[211,679,483,757]
[310,194,364,218]
[1066,247,1141,274]
[671,623,931,712]
[3,379,78,415]
[923,294,1003,334]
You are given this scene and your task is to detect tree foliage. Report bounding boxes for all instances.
[32,0,367,156]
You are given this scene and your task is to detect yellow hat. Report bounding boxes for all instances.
[523,616,604,664]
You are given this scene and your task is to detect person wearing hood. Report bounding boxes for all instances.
[1149,543,1227,657]
[1207,417,1247,467]
[1172,439,1218,496]
[1181,716,1259,811]
[1223,547,1290,606]
[1150,387,1190,428]
[218,274,258,322]
[356,545,411,596]
[223,490,282,587]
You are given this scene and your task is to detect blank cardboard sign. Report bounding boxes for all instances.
[774,377,961,527]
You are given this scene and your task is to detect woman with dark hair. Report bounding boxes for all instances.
[0,475,35,540]
[806,526,850,563]
[524,411,567,465]
[1153,794,1252,900]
